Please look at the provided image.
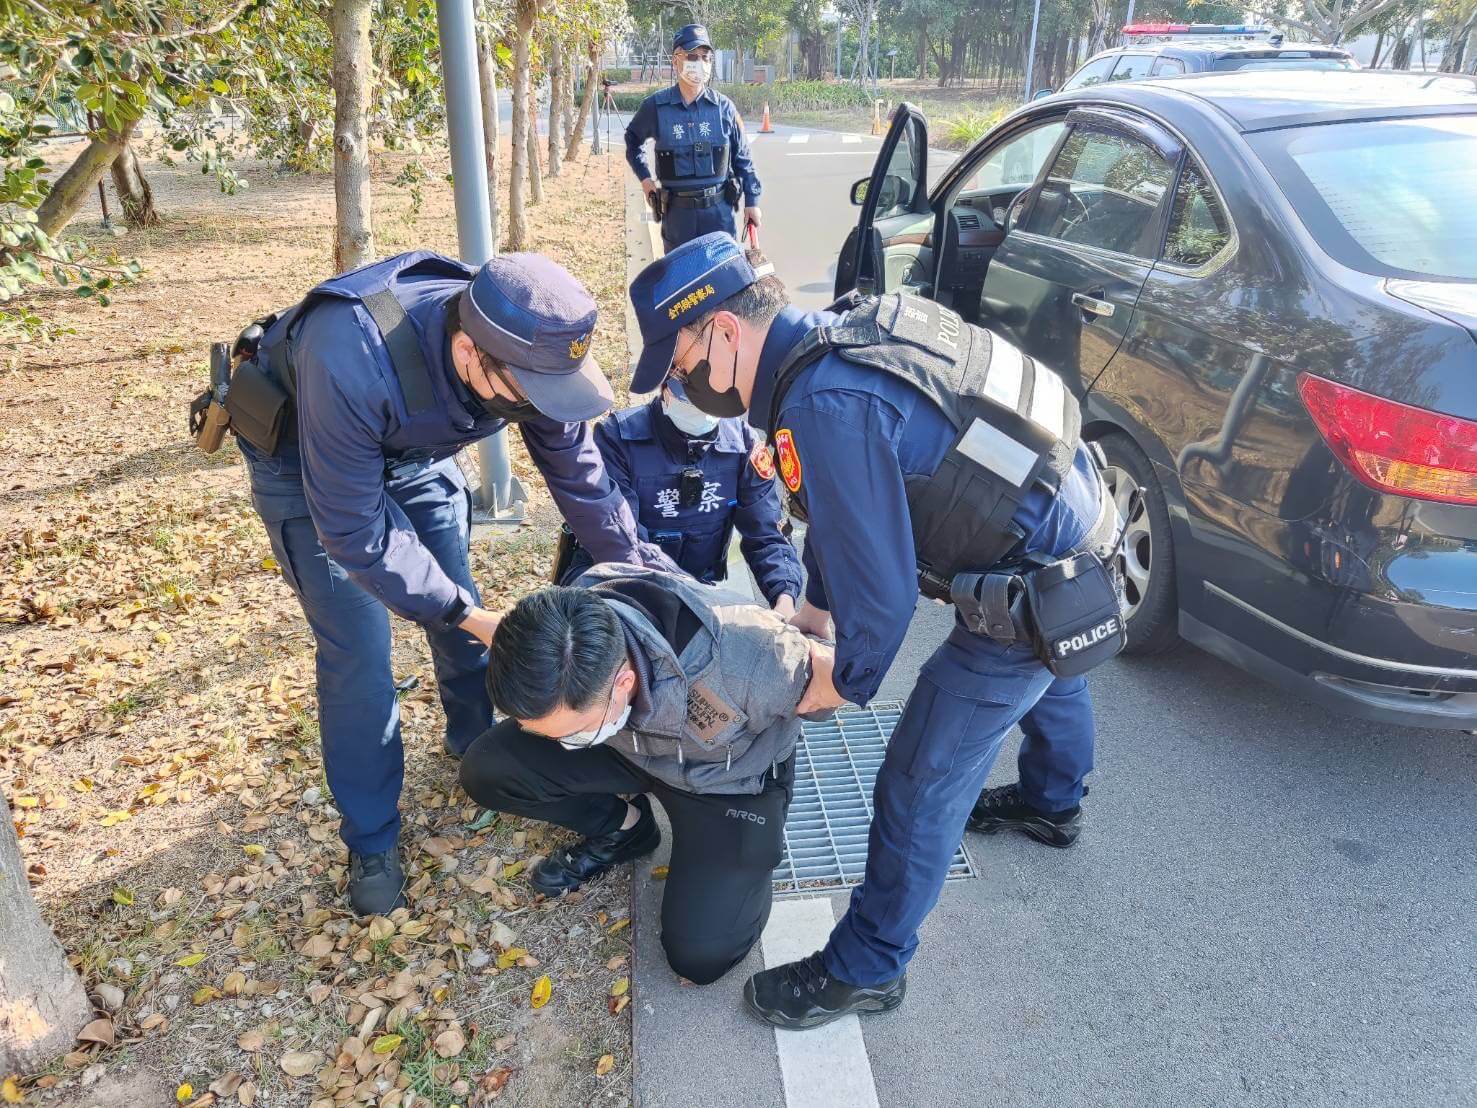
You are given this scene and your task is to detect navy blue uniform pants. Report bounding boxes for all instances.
[1017,674,1094,813]
[822,617,1070,987]
[239,440,493,855]
[661,199,737,253]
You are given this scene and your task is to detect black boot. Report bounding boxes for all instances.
[744,951,905,1030]
[530,794,660,897]
[967,781,1085,847]
[349,848,407,915]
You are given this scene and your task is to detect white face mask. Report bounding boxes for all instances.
[680,58,711,84]
[559,703,631,751]
[663,393,721,436]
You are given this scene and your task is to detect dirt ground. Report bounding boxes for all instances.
[1,134,639,1107]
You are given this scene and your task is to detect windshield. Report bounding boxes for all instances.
[1212,56,1354,71]
[1251,114,1477,281]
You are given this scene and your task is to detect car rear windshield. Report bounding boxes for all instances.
[1211,55,1353,71]
[1251,114,1477,281]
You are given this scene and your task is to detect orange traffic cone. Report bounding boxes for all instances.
[759,102,774,133]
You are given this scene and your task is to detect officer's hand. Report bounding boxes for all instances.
[797,640,847,717]
[771,594,797,620]
[788,599,833,640]
[641,178,659,199]
[459,605,502,648]
[744,206,762,231]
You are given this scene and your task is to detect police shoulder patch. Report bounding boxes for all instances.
[774,429,802,493]
[749,440,776,481]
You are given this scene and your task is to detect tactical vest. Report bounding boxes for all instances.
[766,292,1082,599]
[653,90,730,189]
[253,251,476,451]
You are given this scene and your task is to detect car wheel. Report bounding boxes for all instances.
[1098,432,1180,655]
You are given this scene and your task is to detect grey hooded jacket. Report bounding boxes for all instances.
[572,563,812,796]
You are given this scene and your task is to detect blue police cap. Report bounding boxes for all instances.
[673,24,711,51]
[629,232,775,394]
[458,253,611,423]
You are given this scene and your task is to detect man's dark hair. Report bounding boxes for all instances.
[687,247,789,335]
[487,587,626,721]
[445,294,514,381]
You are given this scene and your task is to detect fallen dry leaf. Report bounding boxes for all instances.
[610,977,629,998]
[495,946,527,970]
[279,1051,322,1078]
[1,1077,23,1104]
[370,1034,403,1055]
[237,1030,265,1052]
[76,1019,114,1047]
[595,1054,614,1077]
[530,975,552,1009]
[433,1028,466,1059]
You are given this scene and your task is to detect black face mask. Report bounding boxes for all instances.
[471,355,539,423]
[680,324,747,419]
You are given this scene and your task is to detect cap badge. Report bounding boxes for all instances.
[568,333,591,360]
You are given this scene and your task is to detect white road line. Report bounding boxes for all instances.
[761,898,880,1108]
[787,132,811,144]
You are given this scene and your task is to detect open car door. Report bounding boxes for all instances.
[834,104,934,299]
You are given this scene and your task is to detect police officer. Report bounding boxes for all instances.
[560,378,803,614]
[624,24,762,252]
[233,250,672,917]
[628,233,1117,1030]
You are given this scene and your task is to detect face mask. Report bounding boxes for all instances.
[663,392,721,436]
[681,58,711,84]
[681,324,747,419]
[559,702,632,751]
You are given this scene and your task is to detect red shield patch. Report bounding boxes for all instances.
[774,429,802,493]
[749,441,776,481]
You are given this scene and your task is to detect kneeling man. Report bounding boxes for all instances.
[459,564,818,984]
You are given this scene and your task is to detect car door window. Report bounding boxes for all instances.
[873,119,922,218]
[959,121,1066,193]
[1150,57,1186,76]
[1063,55,1116,91]
[1023,127,1174,257]
[1109,54,1155,81]
[1163,160,1233,267]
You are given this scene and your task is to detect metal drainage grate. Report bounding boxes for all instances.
[775,701,975,896]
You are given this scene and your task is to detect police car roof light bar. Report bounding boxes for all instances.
[1120,22,1277,42]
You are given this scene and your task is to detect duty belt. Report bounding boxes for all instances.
[664,185,723,209]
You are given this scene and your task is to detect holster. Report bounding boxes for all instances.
[723,176,741,207]
[224,356,292,456]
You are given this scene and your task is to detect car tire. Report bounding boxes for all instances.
[1097,432,1180,655]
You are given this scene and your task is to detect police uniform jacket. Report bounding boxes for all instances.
[750,304,1105,706]
[274,253,664,629]
[593,397,802,606]
[624,85,761,204]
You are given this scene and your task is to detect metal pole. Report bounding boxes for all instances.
[835,17,842,78]
[1023,0,1043,100]
[436,0,524,523]
[1125,0,1137,29]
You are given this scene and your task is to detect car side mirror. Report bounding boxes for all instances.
[850,178,869,206]
[1032,88,1054,100]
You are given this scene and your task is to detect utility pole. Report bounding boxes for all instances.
[1023,0,1043,100]
[835,16,843,79]
[436,0,526,523]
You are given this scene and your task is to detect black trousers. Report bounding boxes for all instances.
[460,720,793,985]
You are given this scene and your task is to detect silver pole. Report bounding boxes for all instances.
[1125,0,1137,30]
[436,0,524,522]
[835,17,842,78]
[1023,0,1043,100]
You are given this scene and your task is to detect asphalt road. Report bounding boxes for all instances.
[629,119,1477,1108]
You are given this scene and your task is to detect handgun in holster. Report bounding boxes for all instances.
[189,342,234,453]
[648,188,665,222]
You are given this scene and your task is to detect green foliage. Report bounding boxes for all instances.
[612,80,876,115]
[937,105,1011,150]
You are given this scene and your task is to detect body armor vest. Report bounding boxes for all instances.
[766,292,1082,598]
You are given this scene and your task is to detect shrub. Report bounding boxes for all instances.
[937,105,1012,150]
[608,80,878,118]
[601,67,632,85]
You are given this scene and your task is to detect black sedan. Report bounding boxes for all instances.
[836,70,1477,729]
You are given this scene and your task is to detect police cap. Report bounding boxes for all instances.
[673,24,711,52]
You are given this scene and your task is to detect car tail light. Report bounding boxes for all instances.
[1298,374,1477,505]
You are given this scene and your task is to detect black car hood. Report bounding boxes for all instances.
[1385,279,1477,343]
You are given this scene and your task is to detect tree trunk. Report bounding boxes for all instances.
[330,0,375,272]
[0,794,94,1076]
[109,142,161,228]
[567,45,599,161]
[507,0,534,251]
[476,23,501,252]
[546,37,563,178]
[527,99,544,203]
[34,117,138,238]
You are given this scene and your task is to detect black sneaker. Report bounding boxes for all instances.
[530,794,660,897]
[744,951,906,1030]
[967,781,1085,847]
[349,848,407,915]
